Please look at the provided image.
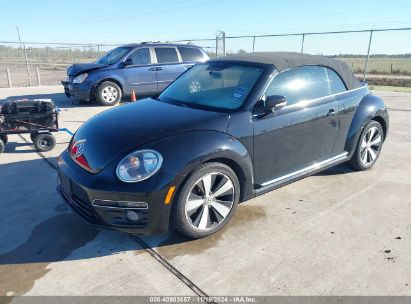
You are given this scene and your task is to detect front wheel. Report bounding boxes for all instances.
[173,162,240,239]
[347,120,384,171]
[95,81,122,106]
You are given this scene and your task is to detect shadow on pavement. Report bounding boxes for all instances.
[3,142,34,153]
[0,157,182,268]
[314,164,356,176]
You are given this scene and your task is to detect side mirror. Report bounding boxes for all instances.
[122,58,133,67]
[264,95,287,113]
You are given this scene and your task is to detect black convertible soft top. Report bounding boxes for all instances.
[212,52,361,90]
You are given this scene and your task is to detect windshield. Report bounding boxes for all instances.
[158,62,263,111]
[95,47,130,65]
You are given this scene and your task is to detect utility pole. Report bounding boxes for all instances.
[363,30,374,82]
[16,26,32,86]
[16,26,22,49]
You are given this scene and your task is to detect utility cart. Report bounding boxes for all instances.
[0,99,59,154]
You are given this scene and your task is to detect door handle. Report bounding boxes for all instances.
[327,109,336,118]
[148,67,163,71]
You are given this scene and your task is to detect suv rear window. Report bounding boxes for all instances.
[155,48,179,63]
[178,47,204,62]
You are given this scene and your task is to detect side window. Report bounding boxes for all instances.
[178,47,204,62]
[326,68,347,94]
[128,48,151,65]
[266,66,330,106]
[155,48,179,63]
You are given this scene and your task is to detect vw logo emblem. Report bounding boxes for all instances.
[72,139,86,158]
[76,142,85,158]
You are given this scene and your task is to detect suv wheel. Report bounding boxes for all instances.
[347,120,384,171]
[173,162,240,239]
[96,81,122,106]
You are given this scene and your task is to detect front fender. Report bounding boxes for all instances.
[137,130,255,234]
[88,70,126,95]
[143,130,255,202]
[345,93,389,156]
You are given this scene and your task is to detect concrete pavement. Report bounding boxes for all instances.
[0,86,410,297]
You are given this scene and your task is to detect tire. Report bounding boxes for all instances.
[95,81,122,106]
[0,138,4,154]
[30,134,36,142]
[347,120,384,171]
[33,133,56,152]
[173,162,240,239]
[0,134,8,144]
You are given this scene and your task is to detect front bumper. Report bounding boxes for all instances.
[61,80,92,101]
[56,151,178,235]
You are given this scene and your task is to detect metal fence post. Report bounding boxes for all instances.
[301,33,305,53]
[222,31,226,56]
[6,67,12,88]
[23,43,32,86]
[252,36,256,52]
[363,30,373,81]
[36,67,41,86]
[215,36,218,58]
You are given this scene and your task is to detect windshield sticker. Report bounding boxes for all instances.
[232,87,247,99]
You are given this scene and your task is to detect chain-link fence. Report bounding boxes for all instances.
[1,27,410,88]
[0,42,120,87]
[219,27,411,86]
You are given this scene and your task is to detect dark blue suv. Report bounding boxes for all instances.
[62,43,209,106]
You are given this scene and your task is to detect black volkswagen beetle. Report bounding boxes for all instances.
[57,52,389,239]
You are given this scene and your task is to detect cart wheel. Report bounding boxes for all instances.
[0,138,4,154]
[0,135,7,144]
[33,133,56,152]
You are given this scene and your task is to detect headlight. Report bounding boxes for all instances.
[116,149,163,183]
[72,73,88,83]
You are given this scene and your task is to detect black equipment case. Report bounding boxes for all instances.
[0,99,59,153]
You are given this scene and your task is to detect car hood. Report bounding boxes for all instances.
[67,63,106,76]
[69,98,230,173]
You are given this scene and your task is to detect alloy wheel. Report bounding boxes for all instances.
[360,126,382,166]
[185,172,235,231]
[102,86,118,103]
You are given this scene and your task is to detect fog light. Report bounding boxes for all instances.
[125,210,139,222]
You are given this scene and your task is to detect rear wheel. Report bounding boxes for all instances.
[347,120,384,171]
[95,81,122,106]
[173,162,240,239]
[33,133,56,152]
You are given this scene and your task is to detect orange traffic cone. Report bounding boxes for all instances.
[131,90,137,102]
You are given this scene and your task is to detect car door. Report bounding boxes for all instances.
[253,66,339,186]
[122,47,157,94]
[325,67,362,156]
[153,47,187,91]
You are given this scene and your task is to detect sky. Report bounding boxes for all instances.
[0,0,410,55]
